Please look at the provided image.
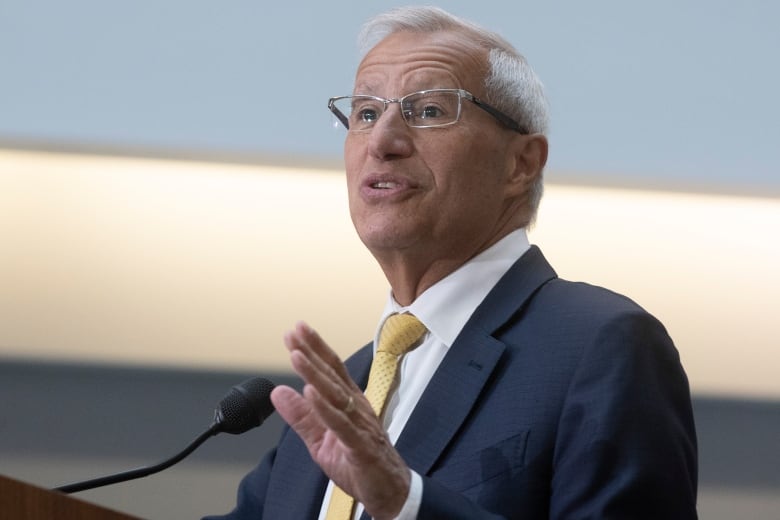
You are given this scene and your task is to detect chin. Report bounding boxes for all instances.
[356,224,415,253]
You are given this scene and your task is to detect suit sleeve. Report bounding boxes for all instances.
[549,310,698,519]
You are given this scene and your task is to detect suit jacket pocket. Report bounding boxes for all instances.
[429,430,530,493]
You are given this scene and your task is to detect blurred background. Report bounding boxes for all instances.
[1,1,778,518]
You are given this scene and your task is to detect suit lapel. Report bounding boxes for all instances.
[394,246,557,475]
[346,342,373,388]
[394,327,506,475]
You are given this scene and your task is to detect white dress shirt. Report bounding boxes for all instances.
[318,229,531,520]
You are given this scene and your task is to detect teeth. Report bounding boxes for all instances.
[373,181,397,189]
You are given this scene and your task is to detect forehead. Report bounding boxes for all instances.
[354,31,489,95]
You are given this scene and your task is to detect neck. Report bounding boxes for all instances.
[378,256,465,307]
[373,229,517,306]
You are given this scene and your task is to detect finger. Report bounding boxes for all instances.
[269,385,311,427]
[285,324,361,398]
[295,323,356,382]
[270,385,328,446]
[288,347,358,417]
[284,325,331,373]
[288,322,359,389]
[305,383,382,450]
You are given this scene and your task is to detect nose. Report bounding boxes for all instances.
[366,102,414,161]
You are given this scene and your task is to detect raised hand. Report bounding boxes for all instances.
[270,322,411,519]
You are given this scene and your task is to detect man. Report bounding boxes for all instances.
[207,6,697,519]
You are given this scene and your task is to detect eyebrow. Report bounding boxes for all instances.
[353,83,462,97]
[352,79,382,95]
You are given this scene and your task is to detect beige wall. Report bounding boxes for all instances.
[1,148,778,399]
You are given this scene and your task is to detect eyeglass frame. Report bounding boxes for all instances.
[327,88,528,134]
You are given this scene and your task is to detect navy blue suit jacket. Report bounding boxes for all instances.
[206,246,698,519]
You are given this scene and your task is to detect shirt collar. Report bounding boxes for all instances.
[376,228,531,349]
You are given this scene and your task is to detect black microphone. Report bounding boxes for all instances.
[55,376,276,494]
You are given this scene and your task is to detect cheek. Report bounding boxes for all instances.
[343,140,363,194]
[431,154,508,216]
[344,134,366,171]
[432,146,498,191]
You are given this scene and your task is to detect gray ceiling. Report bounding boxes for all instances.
[1,0,778,194]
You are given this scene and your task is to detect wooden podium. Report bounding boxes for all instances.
[0,474,141,519]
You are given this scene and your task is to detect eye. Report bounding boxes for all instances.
[402,91,459,126]
[357,108,378,122]
[419,104,444,119]
[404,100,446,120]
[351,98,383,125]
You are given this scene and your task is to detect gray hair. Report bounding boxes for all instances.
[357,6,549,224]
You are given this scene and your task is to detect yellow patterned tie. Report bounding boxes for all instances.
[324,313,427,520]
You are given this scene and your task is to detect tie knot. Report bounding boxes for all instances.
[377,313,427,356]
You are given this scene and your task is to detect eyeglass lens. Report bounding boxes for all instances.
[336,91,462,131]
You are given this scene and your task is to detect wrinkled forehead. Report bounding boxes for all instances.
[354,30,490,96]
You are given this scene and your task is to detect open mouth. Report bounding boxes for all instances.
[372,181,399,189]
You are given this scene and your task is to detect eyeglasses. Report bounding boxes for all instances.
[328,89,527,133]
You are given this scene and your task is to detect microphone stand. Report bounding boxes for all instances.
[53,376,275,494]
[55,422,220,494]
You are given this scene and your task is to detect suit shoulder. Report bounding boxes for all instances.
[507,276,675,359]
[535,277,652,318]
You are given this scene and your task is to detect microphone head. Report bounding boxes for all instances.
[214,377,276,435]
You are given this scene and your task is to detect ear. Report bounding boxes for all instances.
[506,133,548,196]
